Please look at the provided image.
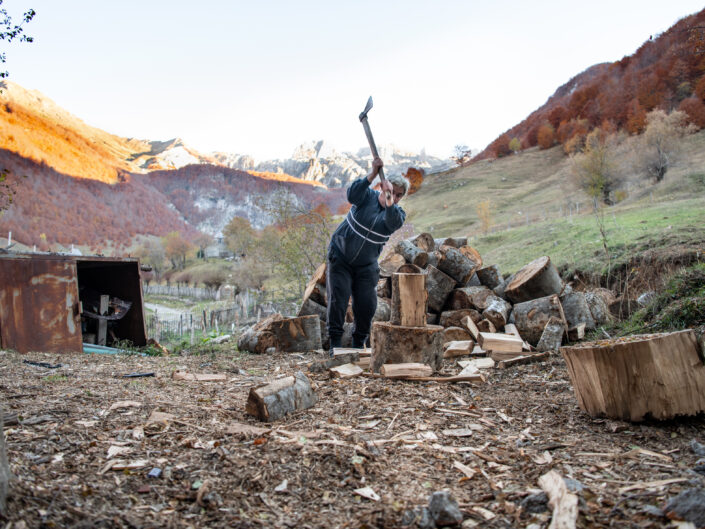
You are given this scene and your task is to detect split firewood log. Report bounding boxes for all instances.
[443,340,475,358]
[504,256,563,304]
[298,298,326,320]
[584,289,614,325]
[482,295,512,329]
[512,294,567,346]
[425,265,456,313]
[396,240,429,268]
[370,322,444,373]
[380,363,434,378]
[426,250,441,269]
[536,316,565,351]
[379,253,406,277]
[442,326,472,343]
[476,265,502,290]
[560,291,596,330]
[437,245,482,285]
[373,297,391,322]
[302,263,328,306]
[440,309,482,329]
[237,314,284,354]
[245,371,317,422]
[478,332,523,353]
[409,233,435,252]
[476,319,497,333]
[390,273,427,327]
[445,286,494,311]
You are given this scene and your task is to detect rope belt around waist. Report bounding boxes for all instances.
[345,211,389,246]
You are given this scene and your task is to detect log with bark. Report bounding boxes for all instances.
[567,323,586,342]
[396,240,429,268]
[445,286,494,311]
[504,256,564,304]
[302,265,328,307]
[426,251,441,269]
[245,371,317,422]
[476,319,497,333]
[379,253,406,277]
[536,316,565,351]
[397,263,424,274]
[298,298,327,320]
[437,245,482,285]
[370,322,444,373]
[497,351,550,369]
[585,290,612,326]
[427,313,439,325]
[443,340,475,358]
[442,326,472,343]
[482,295,512,329]
[439,309,482,329]
[373,297,391,322]
[237,314,285,354]
[512,294,567,346]
[561,330,705,421]
[376,277,391,299]
[390,273,427,327]
[410,233,436,252]
[425,265,457,313]
[476,265,502,290]
[434,237,458,249]
[560,291,596,330]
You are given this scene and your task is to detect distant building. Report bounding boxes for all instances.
[204,237,234,259]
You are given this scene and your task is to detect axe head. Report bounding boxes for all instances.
[359,96,373,122]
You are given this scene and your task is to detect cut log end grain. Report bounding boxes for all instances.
[237,314,322,354]
[505,256,564,304]
[396,240,429,268]
[410,233,435,252]
[379,253,406,277]
[371,322,444,373]
[561,330,705,421]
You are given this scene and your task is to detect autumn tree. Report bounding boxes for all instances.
[223,216,257,259]
[193,232,214,260]
[492,134,511,158]
[537,123,556,149]
[678,96,705,129]
[476,200,492,234]
[162,231,194,269]
[571,129,617,206]
[639,109,696,183]
[134,238,166,277]
[508,137,521,153]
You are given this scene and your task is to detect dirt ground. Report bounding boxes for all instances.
[2,347,705,528]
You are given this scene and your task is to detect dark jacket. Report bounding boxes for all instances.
[329,177,406,266]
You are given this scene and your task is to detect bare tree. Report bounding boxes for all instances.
[639,109,696,183]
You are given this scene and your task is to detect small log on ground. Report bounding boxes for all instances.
[410,233,435,252]
[376,277,391,299]
[536,316,565,351]
[443,326,472,343]
[298,298,327,320]
[476,319,497,333]
[476,265,502,289]
[371,322,444,373]
[482,295,512,329]
[440,309,482,329]
[497,351,550,369]
[329,363,363,379]
[373,297,391,322]
[567,323,586,342]
[379,253,406,277]
[443,340,475,358]
[437,245,482,285]
[561,330,705,421]
[425,265,456,313]
[505,256,564,304]
[445,286,494,311]
[245,371,317,422]
[477,332,523,353]
[380,363,434,379]
[396,240,429,268]
[391,273,427,327]
[560,291,596,330]
[512,294,567,346]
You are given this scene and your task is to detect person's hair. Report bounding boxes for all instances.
[386,173,410,197]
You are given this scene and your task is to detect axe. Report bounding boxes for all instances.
[359,96,392,204]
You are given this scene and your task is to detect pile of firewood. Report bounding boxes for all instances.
[296,233,611,360]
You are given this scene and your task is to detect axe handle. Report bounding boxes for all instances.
[361,118,391,203]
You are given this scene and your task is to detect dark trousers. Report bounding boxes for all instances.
[326,253,379,348]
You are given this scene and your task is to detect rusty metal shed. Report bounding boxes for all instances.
[0,253,147,353]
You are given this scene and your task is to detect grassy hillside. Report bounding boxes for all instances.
[404,130,705,276]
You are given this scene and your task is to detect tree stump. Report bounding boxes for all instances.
[410,233,435,252]
[476,264,502,289]
[396,240,429,268]
[425,265,456,313]
[505,256,564,304]
[437,245,482,285]
[245,371,317,422]
[391,273,427,327]
[512,294,567,346]
[370,322,444,373]
[238,314,322,353]
[561,330,705,421]
[560,291,596,330]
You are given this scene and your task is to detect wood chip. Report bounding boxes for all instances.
[618,477,690,494]
[354,486,380,501]
[539,470,578,529]
[172,371,227,382]
[109,400,142,411]
[453,460,476,479]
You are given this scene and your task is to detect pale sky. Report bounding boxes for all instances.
[4,1,704,161]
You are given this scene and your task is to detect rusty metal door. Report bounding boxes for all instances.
[0,257,82,353]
